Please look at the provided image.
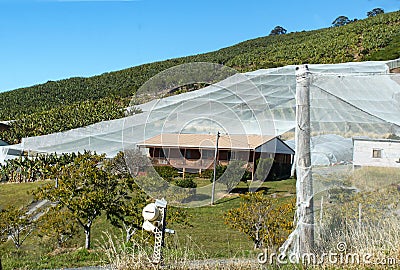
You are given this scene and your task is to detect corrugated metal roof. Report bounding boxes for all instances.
[256,138,295,155]
[137,133,276,150]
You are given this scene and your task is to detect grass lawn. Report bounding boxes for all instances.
[168,178,297,258]
[0,178,296,269]
[172,196,255,259]
[0,181,48,208]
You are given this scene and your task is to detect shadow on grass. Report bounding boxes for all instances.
[182,193,211,203]
[230,186,270,194]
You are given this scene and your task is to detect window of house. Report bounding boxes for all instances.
[154,147,167,158]
[372,149,382,158]
[185,149,201,160]
[202,149,214,159]
[218,150,230,161]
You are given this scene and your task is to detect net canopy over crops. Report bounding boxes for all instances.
[2,60,397,160]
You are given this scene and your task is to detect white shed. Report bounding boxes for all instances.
[353,137,400,168]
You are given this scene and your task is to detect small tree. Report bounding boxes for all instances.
[37,207,78,248]
[106,173,191,242]
[34,151,123,249]
[332,16,351,27]
[0,205,35,249]
[103,151,149,242]
[367,8,384,17]
[224,191,295,249]
[105,178,148,243]
[105,151,192,234]
[107,196,148,243]
[270,26,287,36]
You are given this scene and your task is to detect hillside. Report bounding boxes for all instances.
[0,11,400,144]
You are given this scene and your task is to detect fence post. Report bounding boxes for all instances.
[295,65,314,255]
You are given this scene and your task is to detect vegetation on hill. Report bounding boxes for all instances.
[1,97,128,144]
[0,11,399,143]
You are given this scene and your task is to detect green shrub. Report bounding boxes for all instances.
[183,172,198,179]
[241,170,252,182]
[200,169,213,179]
[153,166,179,181]
[174,178,197,189]
[224,191,295,249]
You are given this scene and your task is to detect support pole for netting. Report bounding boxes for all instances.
[295,65,314,255]
[211,131,220,205]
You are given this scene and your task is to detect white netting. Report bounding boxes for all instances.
[286,134,353,166]
[15,60,396,158]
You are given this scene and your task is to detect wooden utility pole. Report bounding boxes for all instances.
[295,65,314,254]
[211,131,220,205]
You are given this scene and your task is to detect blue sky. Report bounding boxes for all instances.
[0,0,399,92]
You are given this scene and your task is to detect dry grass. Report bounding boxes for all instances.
[315,217,400,269]
[99,232,155,270]
[98,231,264,270]
[350,166,400,192]
[313,166,400,268]
[318,217,400,254]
